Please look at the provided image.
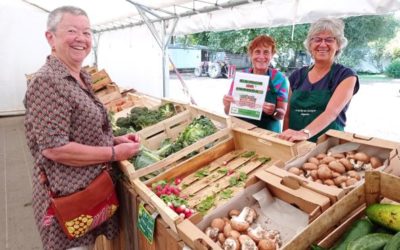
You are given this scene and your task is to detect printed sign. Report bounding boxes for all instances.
[229,72,269,120]
[137,202,157,244]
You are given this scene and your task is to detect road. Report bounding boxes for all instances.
[169,72,400,142]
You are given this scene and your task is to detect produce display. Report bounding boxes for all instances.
[202,206,281,250]
[288,151,383,188]
[132,115,218,180]
[149,150,271,220]
[315,203,400,250]
[113,103,177,135]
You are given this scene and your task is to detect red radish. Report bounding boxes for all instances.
[184,210,192,218]
[179,213,185,219]
[174,178,182,185]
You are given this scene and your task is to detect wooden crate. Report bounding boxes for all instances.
[175,170,331,250]
[280,129,397,197]
[83,65,98,75]
[126,127,313,235]
[112,93,188,121]
[119,105,231,181]
[95,83,122,105]
[284,169,400,250]
[91,69,113,92]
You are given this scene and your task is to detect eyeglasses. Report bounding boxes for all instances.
[311,37,336,44]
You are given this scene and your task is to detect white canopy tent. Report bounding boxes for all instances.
[1,0,400,115]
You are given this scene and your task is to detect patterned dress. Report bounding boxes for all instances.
[24,56,118,250]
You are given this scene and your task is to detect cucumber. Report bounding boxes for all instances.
[347,233,393,250]
[366,204,400,232]
[384,231,400,250]
[330,218,374,250]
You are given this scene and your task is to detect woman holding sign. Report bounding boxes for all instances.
[222,35,289,132]
[279,18,359,142]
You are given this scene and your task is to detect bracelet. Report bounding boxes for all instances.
[110,146,116,162]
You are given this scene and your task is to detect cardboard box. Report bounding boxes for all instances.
[281,129,397,196]
[285,169,400,250]
[126,127,314,234]
[176,171,331,250]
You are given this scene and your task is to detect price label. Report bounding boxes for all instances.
[137,202,158,244]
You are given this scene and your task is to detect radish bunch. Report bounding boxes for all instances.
[151,179,195,219]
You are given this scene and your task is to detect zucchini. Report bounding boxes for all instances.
[384,231,400,250]
[347,233,393,250]
[330,218,374,250]
[366,204,400,232]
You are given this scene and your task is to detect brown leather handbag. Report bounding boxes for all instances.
[50,171,119,239]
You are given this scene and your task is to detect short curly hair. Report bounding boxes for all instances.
[304,18,348,58]
[47,6,88,32]
[248,35,276,56]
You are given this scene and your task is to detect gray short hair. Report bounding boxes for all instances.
[304,18,348,58]
[47,6,88,32]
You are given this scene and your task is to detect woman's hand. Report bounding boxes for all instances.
[114,133,140,145]
[114,141,140,161]
[262,102,276,116]
[223,95,234,114]
[279,129,309,142]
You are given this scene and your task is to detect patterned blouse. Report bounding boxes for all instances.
[24,56,118,249]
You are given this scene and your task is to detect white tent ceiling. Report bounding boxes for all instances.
[20,0,400,35]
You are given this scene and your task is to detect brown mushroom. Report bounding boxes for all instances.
[258,239,276,250]
[323,179,335,186]
[310,170,318,180]
[205,227,219,241]
[229,209,240,218]
[247,224,265,243]
[346,178,358,187]
[230,207,251,232]
[239,235,258,250]
[333,176,348,186]
[211,218,225,232]
[347,170,361,180]
[223,223,233,238]
[354,152,370,163]
[245,208,257,224]
[223,237,240,250]
[218,233,226,244]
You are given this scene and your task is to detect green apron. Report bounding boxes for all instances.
[240,69,281,132]
[289,64,344,142]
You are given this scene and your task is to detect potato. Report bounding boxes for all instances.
[308,157,320,165]
[316,153,327,160]
[317,165,333,180]
[328,161,346,174]
[288,167,301,175]
[331,171,341,178]
[346,178,358,186]
[310,170,318,180]
[334,176,348,186]
[370,156,382,169]
[303,162,318,170]
[339,158,353,171]
[323,179,335,186]
[321,156,336,164]
[315,179,323,184]
[347,170,361,180]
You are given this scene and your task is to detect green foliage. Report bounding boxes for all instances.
[115,103,176,134]
[393,48,400,60]
[385,59,400,78]
[175,14,400,73]
[175,115,217,148]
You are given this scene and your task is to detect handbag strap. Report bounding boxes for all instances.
[38,164,110,198]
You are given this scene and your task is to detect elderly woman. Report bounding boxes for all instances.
[279,18,359,142]
[223,35,289,132]
[24,6,140,250]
